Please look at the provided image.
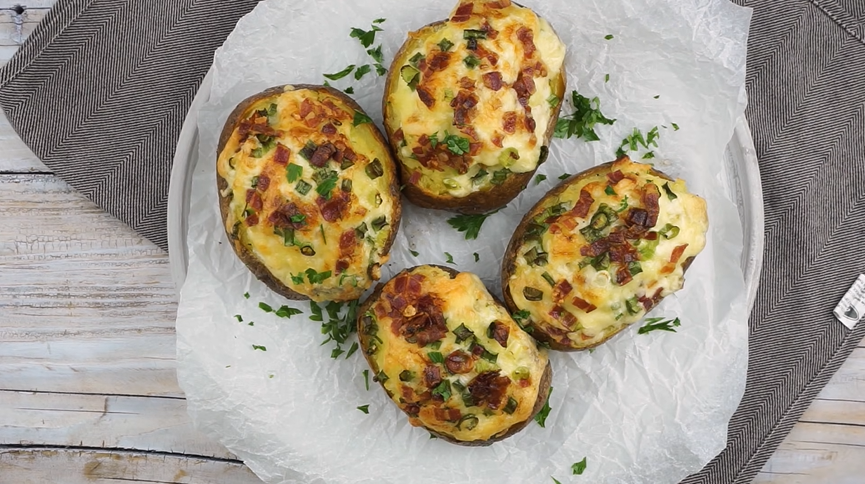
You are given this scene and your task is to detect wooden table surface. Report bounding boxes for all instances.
[1,2,863,483]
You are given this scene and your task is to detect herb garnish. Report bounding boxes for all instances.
[287,163,303,183]
[572,457,588,475]
[344,87,354,94]
[259,302,273,313]
[558,173,571,180]
[319,299,360,359]
[315,172,339,200]
[463,54,481,69]
[410,249,420,257]
[447,211,497,240]
[362,369,370,390]
[535,386,553,427]
[290,273,304,284]
[444,252,455,264]
[671,122,680,131]
[605,73,610,83]
[357,404,370,414]
[638,317,681,334]
[473,252,480,262]
[366,45,384,63]
[244,292,250,299]
[605,34,614,40]
[428,351,445,364]
[616,126,660,157]
[552,478,562,484]
[275,305,302,318]
[306,268,332,284]
[554,91,616,141]
[354,64,372,80]
[252,345,267,351]
[350,24,383,48]
[353,111,373,126]
[432,380,452,401]
[324,64,355,81]
[534,174,547,185]
[444,134,470,155]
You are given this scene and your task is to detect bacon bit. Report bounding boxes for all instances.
[451,90,479,127]
[256,175,270,192]
[390,294,408,313]
[404,403,421,417]
[512,70,536,108]
[482,71,503,91]
[552,279,573,302]
[572,189,595,218]
[445,350,475,374]
[459,76,476,89]
[608,242,640,264]
[468,142,481,156]
[316,191,350,222]
[245,213,259,227]
[502,111,517,134]
[300,99,313,119]
[268,201,306,229]
[424,365,442,389]
[393,274,409,293]
[416,86,435,108]
[412,146,425,155]
[434,407,462,422]
[321,123,337,135]
[607,170,625,184]
[627,208,649,227]
[247,190,263,212]
[572,296,597,313]
[616,266,633,285]
[451,2,474,22]
[396,294,448,346]
[474,44,499,67]
[480,20,500,38]
[486,0,511,9]
[335,259,349,274]
[409,171,422,185]
[516,27,537,59]
[339,229,356,250]
[426,51,451,72]
[670,244,689,263]
[310,142,337,167]
[417,134,431,147]
[525,114,536,132]
[273,143,290,165]
[343,148,357,162]
[651,287,665,305]
[393,128,405,144]
[491,134,504,148]
[489,321,509,347]
[581,238,610,257]
[644,231,659,241]
[532,61,548,78]
[407,274,424,294]
[638,295,654,311]
[468,371,511,410]
[550,305,579,329]
[643,183,661,227]
[238,119,279,139]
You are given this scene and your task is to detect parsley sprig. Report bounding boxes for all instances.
[315,299,360,359]
[534,386,553,427]
[616,126,660,158]
[446,211,498,240]
[554,91,616,141]
[572,457,587,475]
[637,316,681,334]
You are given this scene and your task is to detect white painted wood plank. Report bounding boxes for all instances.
[0,449,263,484]
[0,6,46,46]
[0,391,235,459]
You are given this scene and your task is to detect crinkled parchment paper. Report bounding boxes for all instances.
[176,0,752,482]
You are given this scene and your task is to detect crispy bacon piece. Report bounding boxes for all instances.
[512,70,536,108]
[451,90,479,127]
[392,294,448,346]
[256,174,271,192]
[643,183,661,227]
[426,51,451,73]
[321,123,337,135]
[572,296,597,313]
[616,266,633,285]
[474,43,499,67]
[607,170,625,184]
[424,365,442,389]
[300,99,314,118]
[339,229,356,250]
[670,244,689,263]
[491,133,504,148]
[572,189,595,218]
[268,201,305,229]
[434,407,462,422]
[480,20,500,38]
[516,27,537,59]
[238,119,279,139]
[502,111,517,134]
[552,279,573,302]
[525,114,536,132]
[451,2,474,22]
[417,86,435,108]
[468,371,510,410]
[550,305,579,329]
[488,321,509,348]
[608,242,639,264]
[310,142,337,167]
[459,76,476,89]
[409,171,422,185]
[245,213,259,227]
[393,128,405,144]
[445,350,475,374]
[246,190,263,211]
[316,191,350,222]
[417,134,431,146]
[273,143,290,165]
[482,71,503,91]
[486,0,511,9]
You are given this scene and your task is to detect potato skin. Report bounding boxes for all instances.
[382,16,565,214]
[217,85,402,301]
[358,265,552,445]
[501,157,704,351]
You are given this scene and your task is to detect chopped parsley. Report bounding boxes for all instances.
[554,91,616,141]
[447,211,496,240]
[373,18,385,24]
[354,64,372,80]
[344,86,354,94]
[616,126,660,158]
[410,249,420,257]
[306,268,332,284]
[638,317,681,334]
[558,173,571,180]
[671,122,680,131]
[552,478,562,484]
[374,63,387,76]
[287,163,303,183]
[320,299,360,359]
[243,292,250,299]
[535,386,552,427]
[252,345,267,351]
[258,302,273,313]
[366,45,384,63]
[234,315,243,322]
[547,94,560,107]
[605,73,610,83]
[290,273,304,285]
[315,173,339,200]
[345,342,359,358]
[473,252,480,262]
[654,94,660,99]
[353,111,373,126]
[534,174,547,185]
[309,301,323,321]
[444,134,470,155]
[491,168,510,185]
[605,185,616,196]
[350,24,383,48]
[432,380,452,401]
[357,404,370,414]
[444,252,455,264]
[572,457,587,475]
[362,369,370,391]
[323,64,355,81]
[275,305,302,318]
[605,34,614,40]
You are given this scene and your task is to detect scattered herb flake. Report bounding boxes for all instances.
[366,45,384,63]
[473,252,480,262]
[444,252,455,264]
[373,18,386,24]
[605,73,610,83]
[319,299,359,360]
[234,315,243,322]
[410,249,420,257]
[463,54,481,69]
[309,301,323,322]
[252,345,267,351]
[672,122,680,131]
[554,91,616,141]
[306,268,332,284]
[438,38,454,52]
[447,211,496,240]
[428,351,445,364]
[552,478,562,484]
[244,292,250,299]
[535,387,552,427]
[363,369,370,391]
[315,173,339,200]
[534,174,547,185]
[547,94,560,107]
[287,163,303,183]
[353,111,373,126]
[654,95,660,99]
[357,404,370,414]
[346,341,359,359]
[290,272,304,285]
[444,134,470,155]
[638,317,681,334]
[344,86,355,94]
[350,27,379,48]
[354,64,372,80]
[559,173,571,180]
[605,34,614,40]
[374,63,387,76]
[324,64,355,81]
[275,305,302,318]
[572,457,588,475]
[259,302,274,313]
[605,185,616,196]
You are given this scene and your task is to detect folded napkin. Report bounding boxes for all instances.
[1,0,862,482]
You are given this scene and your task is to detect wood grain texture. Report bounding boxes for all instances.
[0,1,861,483]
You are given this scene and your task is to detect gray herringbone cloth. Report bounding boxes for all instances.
[1,0,863,482]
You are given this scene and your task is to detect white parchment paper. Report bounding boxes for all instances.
[176,1,752,482]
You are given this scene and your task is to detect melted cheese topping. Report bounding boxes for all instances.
[361,266,548,442]
[385,0,565,197]
[506,157,709,348]
[216,86,398,302]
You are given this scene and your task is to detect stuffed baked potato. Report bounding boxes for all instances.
[383,0,566,213]
[216,85,401,302]
[358,265,551,445]
[501,156,709,350]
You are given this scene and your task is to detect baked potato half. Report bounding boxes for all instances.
[383,0,566,213]
[358,265,551,445]
[501,156,709,350]
[216,85,401,302]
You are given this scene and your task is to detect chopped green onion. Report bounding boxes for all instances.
[523,287,543,301]
[365,158,384,179]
